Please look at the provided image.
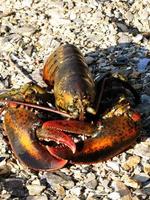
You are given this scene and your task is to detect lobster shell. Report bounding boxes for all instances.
[43,44,96,119]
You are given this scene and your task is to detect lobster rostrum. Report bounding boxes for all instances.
[0,44,141,171]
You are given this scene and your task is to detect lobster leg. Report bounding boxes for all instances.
[94,73,140,115]
[3,107,75,171]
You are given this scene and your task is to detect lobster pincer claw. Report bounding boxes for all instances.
[3,107,75,171]
[69,113,141,164]
[36,123,76,156]
[0,83,43,100]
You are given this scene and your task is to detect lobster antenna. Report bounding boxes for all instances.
[0,99,72,118]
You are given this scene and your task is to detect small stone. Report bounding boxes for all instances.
[0,165,11,176]
[133,173,150,183]
[52,184,65,197]
[118,33,132,43]
[85,172,97,189]
[24,45,35,56]
[141,94,150,104]
[132,83,143,90]
[100,179,110,188]
[116,23,129,32]
[26,195,48,200]
[16,25,36,37]
[32,179,41,185]
[4,178,24,189]
[64,195,80,200]
[137,58,150,72]
[125,11,134,21]
[112,180,132,199]
[122,175,140,188]
[143,163,150,175]
[142,187,150,195]
[106,161,120,172]
[22,0,33,7]
[132,197,141,200]
[45,172,74,189]
[113,56,129,66]
[129,71,141,79]
[72,170,83,180]
[121,155,140,170]
[26,185,46,196]
[97,185,104,192]
[70,187,81,197]
[86,193,98,200]
[0,193,11,199]
[108,192,121,200]
[133,34,143,42]
[85,56,95,65]
[134,140,150,159]
[70,12,76,20]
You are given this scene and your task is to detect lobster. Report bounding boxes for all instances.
[0,44,141,171]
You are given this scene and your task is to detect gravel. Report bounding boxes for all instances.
[0,0,150,199]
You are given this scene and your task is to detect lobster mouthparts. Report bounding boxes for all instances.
[3,107,75,171]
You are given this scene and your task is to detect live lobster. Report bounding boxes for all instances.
[0,44,141,171]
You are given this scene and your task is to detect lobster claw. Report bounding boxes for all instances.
[3,107,75,171]
[70,112,141,164]
[37,108,141,164]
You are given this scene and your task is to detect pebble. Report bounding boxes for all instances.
[137,58,150,72]
[142,187,150,195]
[133,173,150,183]
[44,172,74,189]
[133,34,143,43]
[118,33,132,43]
[4,178,24,189]
[69,187,81,197]
[64,195,80,200]
[112,180,132,199]
[16,25,36,37]
[113,56,129,66]
[26,185,46,196]
[134,140,150,159]
[86,193,99,200]
[85,56,95,65]
[143,163,150,175]
[26,195,48,200]
[106,161,120,172]
[0,164,11,176]
[141,94,150,104]
[122,175,140,189]
[121,155,141,170]
[84,172,98,189]
[70,12,76,20]
[51,184,65,197]
[132,83,143,90]
[125,11,134,22]
[116,23,129,32]
[108,191,121,200]
[129,71,141,79]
